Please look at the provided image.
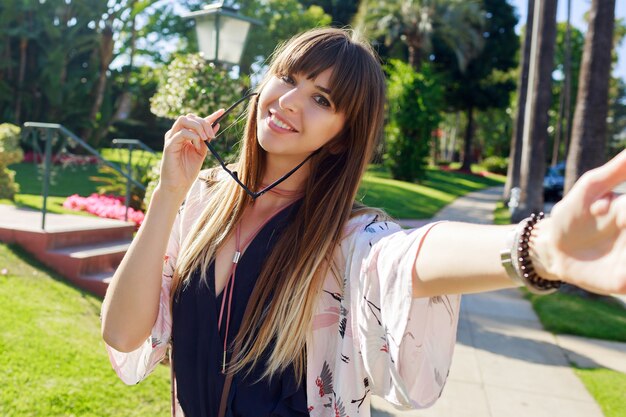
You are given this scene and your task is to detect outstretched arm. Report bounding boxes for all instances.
[413,148,626,298]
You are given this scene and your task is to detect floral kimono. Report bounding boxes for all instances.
[105,176,461,417]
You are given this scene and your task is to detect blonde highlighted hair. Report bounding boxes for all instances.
[171,28,387,383]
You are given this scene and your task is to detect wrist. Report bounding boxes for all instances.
[500,213,563,294]
[529,217,561,281]
[152,184,187,205]
[149,186,187,214]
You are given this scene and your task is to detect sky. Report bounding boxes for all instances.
[509,0,626,81]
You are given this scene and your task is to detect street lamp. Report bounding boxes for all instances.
[182,1,261,66]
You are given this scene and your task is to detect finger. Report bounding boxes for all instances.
[188,114,215,142]
[589,192,615,217]
[172,116,209,141]
[167,128,201,150]
[586,148,626,192]
[204,108,226,128]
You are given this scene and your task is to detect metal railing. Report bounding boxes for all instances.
[22,122,155,229]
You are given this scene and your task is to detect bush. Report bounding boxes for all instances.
[90,156,161,212]
[0,123,24,199]
[384,61,443,182]
[150,54,247,162]
[481,155,508,175]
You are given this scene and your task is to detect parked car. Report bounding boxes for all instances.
[543,161,565,201]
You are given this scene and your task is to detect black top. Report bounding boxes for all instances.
[172,202,309,417]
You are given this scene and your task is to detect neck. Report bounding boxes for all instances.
[260,153,311,194]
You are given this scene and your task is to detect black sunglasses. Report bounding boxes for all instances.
[206,92,317,200]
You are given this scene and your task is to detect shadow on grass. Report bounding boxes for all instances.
[2,243,103,315]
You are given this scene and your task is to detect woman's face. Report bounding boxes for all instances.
[256,67,346,163]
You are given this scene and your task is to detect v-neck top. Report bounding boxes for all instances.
[171,201,309,417]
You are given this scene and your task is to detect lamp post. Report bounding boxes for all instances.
[182,1,261,66]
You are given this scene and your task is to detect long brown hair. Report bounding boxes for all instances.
[172,28,387,382]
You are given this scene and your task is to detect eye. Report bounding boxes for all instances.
[314,95,332,108]
[279,74,295,85]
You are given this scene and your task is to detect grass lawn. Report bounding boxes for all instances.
[524,290,626,342]
[6,156,505,220]
[575,368,626,417]
[2,163,106,215]
[493,200,513,225]
[0,243,170,416]
[99,148,161,167]
[358,165,505,219]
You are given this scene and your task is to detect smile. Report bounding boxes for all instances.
[268,111,298,132]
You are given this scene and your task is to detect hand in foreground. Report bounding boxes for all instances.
[158,109,225,197]
[537,148,626,294]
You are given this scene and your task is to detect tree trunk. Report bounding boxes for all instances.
[461,105,474,171]
[83,16,114,143]
[552,0,572,166]
[95,0,138,144]
[406,32,423,71]
[512,0,558,222]
[504,0,535,201]
[565,0,615,193]
[15,36,28,125]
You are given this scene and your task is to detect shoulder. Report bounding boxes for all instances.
[341,205,400,242]
[176,167,225,233]
[184,167,225,207]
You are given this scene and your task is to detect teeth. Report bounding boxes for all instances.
[271,114,294,131]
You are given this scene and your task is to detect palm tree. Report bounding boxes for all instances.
[565,0,616,193]
[354,0,485,71]
[504,0,534,202]
[552,0,573,166]
[512,0,558,222]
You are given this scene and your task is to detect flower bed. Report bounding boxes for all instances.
[63,193,144,227]
[22,151,100,166]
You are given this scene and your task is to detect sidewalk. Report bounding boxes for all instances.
[373,186,626,417]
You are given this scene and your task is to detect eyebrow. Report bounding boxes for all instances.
[315,85,331,95]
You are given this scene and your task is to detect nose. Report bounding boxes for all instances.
[278,87,302,113]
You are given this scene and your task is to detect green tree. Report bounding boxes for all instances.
[354,0,485,71]
[549,21,585,164]
[384,60,443,182]
[233,0,332,75]
[434,0,519,171]
[607,78,626,156]
[0,0,107,129]
[150,53,247,159]
[298,0,359,27]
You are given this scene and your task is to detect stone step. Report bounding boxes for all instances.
[44,239,131,279]
[0,204,135,251]
[49,240,131,258]
[79,271,115,298]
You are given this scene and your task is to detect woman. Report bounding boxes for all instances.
[101,28,626,417]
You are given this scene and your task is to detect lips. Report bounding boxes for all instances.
[268,110,298,132]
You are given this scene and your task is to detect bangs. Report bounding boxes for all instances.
[270,30,378,121]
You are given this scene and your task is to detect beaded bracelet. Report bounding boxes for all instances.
[501,212,563,294]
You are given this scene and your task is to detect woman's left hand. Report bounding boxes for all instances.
[536,148,626,294]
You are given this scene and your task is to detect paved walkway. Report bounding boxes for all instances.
[373,186,626,417]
